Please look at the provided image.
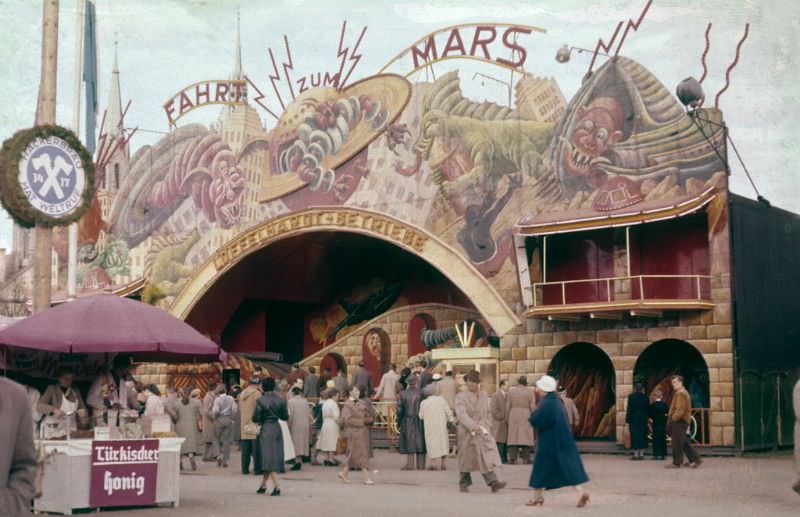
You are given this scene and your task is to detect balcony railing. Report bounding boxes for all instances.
[532,274,712,307]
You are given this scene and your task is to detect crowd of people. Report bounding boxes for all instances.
[3,358,800,515]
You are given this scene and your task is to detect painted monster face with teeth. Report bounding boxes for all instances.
[562,96,624,184]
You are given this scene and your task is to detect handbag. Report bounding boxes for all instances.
[243,422,261,435]
[336,435,348,455]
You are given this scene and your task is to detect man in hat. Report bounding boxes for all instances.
[454,370,505,493]
[490,380,509,463]
[506,375,536,464]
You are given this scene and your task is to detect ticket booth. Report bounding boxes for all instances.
[431,347,500,395]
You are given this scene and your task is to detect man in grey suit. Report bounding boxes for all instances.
[351,361,373,396]
[0,377,36,515]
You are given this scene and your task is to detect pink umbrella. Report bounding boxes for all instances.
[0,294,225,363]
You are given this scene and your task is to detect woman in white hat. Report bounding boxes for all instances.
[525,374,590,508]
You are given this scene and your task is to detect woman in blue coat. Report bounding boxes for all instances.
[526,375,590,508]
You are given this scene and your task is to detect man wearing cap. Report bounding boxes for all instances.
[490,380,509,463]
[454,370,505,493]
[527,375,589,508]
[506,375,536,464]
[422,372,442,398]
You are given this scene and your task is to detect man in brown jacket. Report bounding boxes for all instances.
[0,377,36,516]
[666,375,701,468]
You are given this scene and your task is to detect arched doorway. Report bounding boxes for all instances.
[321,352,347,377]
[634,339,709,409]
[549,342,616,439]
[362,328,391,386]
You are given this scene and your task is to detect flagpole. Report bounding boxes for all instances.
[32,0,60,313]
[68,0,86,300]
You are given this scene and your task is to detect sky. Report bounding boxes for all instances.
[1,0,799,250]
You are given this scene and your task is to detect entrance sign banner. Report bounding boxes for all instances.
[89,439,159,508]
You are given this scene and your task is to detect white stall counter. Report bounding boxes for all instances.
[35,437,185,515]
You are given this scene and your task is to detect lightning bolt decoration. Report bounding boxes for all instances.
[244,75,280,120]
[335,21,368,91]
[281,35,296,100]
[588,0,652,76]
[267,47,286,111]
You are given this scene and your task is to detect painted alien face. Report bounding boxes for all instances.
[562,98,624,183]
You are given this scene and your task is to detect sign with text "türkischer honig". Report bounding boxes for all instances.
[90,440,159,508]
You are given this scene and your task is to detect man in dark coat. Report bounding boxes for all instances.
[318,368,333,394]
[304,367,320,400]
[351,361,374,397]
[649,388,669,460]
[526,375,589,508]
[626,383,650,460]
[397,375,426,470]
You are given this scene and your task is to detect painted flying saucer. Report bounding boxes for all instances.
[259,74,412,203]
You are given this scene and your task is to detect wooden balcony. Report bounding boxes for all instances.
[524,274,714,319]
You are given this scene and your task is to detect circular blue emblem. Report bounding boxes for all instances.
[17,136,86,218]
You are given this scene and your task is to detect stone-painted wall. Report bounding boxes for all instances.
[300,303,485,373]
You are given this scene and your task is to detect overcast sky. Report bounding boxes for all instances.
[1,0,799,250]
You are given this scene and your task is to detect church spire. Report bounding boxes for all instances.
[106,37,123,136]
[233,11,243,80]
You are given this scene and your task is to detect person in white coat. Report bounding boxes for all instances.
[419,382,454,470]
[316,388,341,466]
[374,364,400,416]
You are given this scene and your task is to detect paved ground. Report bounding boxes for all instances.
[91,449,797,517]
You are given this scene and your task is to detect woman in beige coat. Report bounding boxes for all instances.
[506,376,536,464]
[339,386,374,485]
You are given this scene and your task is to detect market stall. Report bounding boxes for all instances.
[35,438,185,514]
[0,294,225,514]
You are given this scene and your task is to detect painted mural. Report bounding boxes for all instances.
[27,21,729,348]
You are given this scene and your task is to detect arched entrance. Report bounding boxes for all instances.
[634,339,709,409]
[170,208,519,336]
[321,352,347,376]
[549,342,616,439]
[170,209,519,374]
[362,328,391,386]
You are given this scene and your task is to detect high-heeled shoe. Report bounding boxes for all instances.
[270,488,281,496]
[577,493,590,508]
[256,485,267,494]
[338,472,351,484]
[525,497,544,506]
